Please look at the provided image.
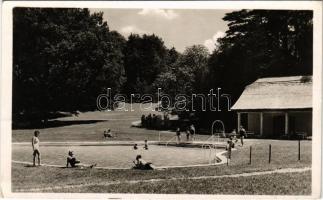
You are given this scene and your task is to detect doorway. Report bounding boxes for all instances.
[273,115,284,137]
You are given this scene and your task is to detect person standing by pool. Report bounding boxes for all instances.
[31,130,41,166]
[186,128,190,141]
[239,125,246,146]
[176,127,181,144]
[143,139,148,150]
[226,139,233,160]
[189,124,195,141]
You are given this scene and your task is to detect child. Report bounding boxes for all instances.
[143,140,148,150]
[32,130,41,166]
[133,143,138,150]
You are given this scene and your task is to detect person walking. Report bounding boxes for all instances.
[239,125,246,146]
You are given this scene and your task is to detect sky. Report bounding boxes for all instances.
[90,9,234,53]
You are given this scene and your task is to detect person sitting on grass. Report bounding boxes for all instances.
[32,130,41,167]
[133,155,154,170]
[66,151,96,168]
[103,129,114,139]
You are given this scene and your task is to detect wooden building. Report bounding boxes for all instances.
[231,76,312,138]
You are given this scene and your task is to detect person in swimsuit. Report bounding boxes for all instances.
[32,130,41,166]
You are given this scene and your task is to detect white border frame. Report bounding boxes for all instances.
[1,1,322,199]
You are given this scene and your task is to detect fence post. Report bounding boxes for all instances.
[249,146,252,165]
[269,144,271,164]
[298,139,301,161]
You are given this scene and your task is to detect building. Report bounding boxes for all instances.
[231,76,312,138]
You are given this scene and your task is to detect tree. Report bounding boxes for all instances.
[203,9,313,131]
[123,34,168,96]
[175,45,209,94]
[13,8,126,122]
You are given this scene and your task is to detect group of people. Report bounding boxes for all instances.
[133,139,149,150]
[30,125,247,169]
[32,130,95,168]
[141,113,164,129]
[226,125,247,159]
[132,140,155,170]
[232,125,247,146]
[175,124,196,144]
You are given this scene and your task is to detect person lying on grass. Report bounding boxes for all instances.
[66,151,96,168]
[32,130,41,167]
[133,155,155,170]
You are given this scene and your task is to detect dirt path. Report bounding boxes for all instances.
[14,167,311,192]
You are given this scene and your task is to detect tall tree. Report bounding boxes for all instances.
[203,9,313,130]
[123,34,168,96]
[13,8,126,122]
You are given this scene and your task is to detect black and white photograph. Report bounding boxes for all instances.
[0,1,322,198]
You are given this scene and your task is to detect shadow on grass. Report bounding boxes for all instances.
[13,120,107,130]
[24,164,36,167]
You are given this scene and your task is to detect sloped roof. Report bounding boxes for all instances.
[231,76,312,110]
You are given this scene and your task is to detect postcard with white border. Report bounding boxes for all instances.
[1,1,322,199]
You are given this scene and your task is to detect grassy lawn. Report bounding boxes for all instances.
[12,163,311,195]
[13,104,213,143]
[12,139,311,194]
[68,171,311,195]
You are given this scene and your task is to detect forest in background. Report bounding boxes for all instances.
[13,8,313,130]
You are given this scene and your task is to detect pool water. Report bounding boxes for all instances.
[13,144,219,168]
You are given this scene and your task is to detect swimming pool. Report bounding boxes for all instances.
[13,142,227,169]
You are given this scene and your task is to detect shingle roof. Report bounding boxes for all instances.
[231,76,312,110]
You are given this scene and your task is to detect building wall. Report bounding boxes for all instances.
[246,111,312,137]
[263,113,274,136]
[290,111,312,136]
